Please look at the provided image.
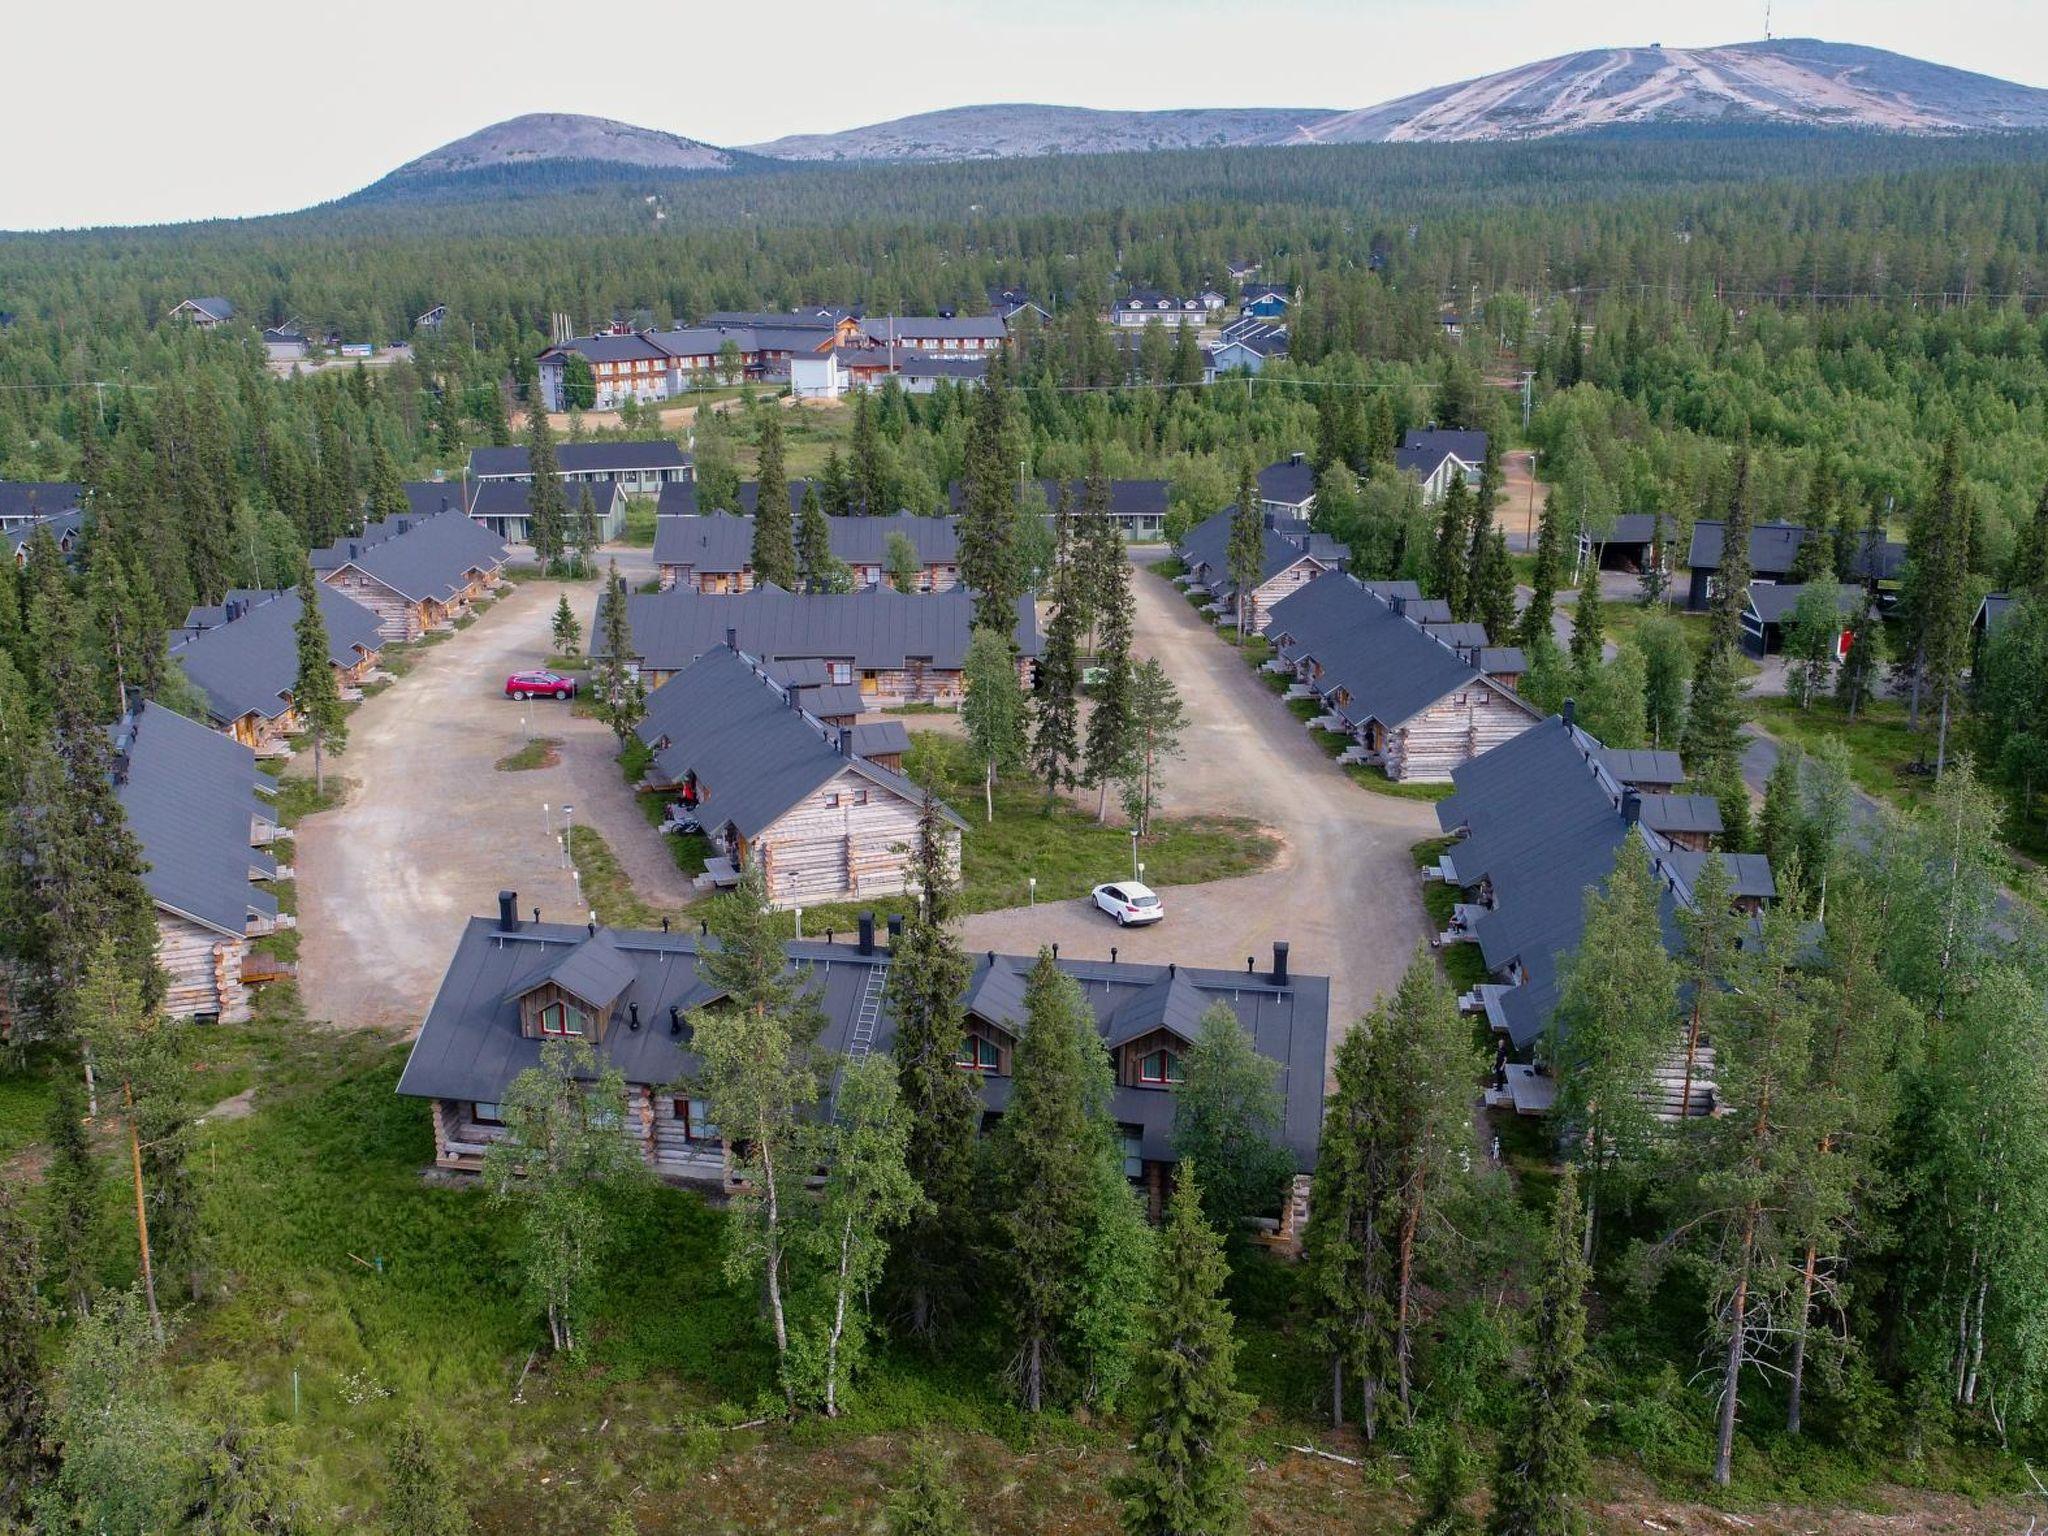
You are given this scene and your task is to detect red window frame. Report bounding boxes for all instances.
[954,1032,1001,1071]
[1139,1048,1184,1085]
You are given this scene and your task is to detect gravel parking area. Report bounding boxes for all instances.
[959,553,1440,1048]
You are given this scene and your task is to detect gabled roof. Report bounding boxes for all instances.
[398,915,1330,1171]
[1103,969,1211,1048]
[503,929,638,1011]
[1638,794,1725,838]
[398,481,470,519]
[169,585,384,726]
[262,327,305,346]
[1744,582,1861,626]
[1977,592,2016,634]
[1596,513,1670,545]
[5,511,83,555]
[468,479,622,519]
[633,647,965,840]
[1267,574,1534,734]
[653,512,758,574]
[656,479,810,519]
[1665,850,1776,901]
[860,316,1006,343]
[612,584,1041,674]
[0,481,84,523]
[1178,509,1343,595]
[314,512,507,604]
[949,478,1171,521]
[108,703,275,938]
[177,296,235,321]
[826,512,958,566]
[1479,646,1527,675]
[1685,519,1809,577]
[1255,458,1317,506]
[1395,428,1488,481]
[467,441,692,479]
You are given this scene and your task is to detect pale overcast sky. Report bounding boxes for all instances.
[8,0,2046,230]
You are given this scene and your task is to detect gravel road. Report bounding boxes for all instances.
[960,554,1440,1049]
[292,549,680,1032]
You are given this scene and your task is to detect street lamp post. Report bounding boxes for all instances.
[562,804,575,870]
[1130,829,1140,882]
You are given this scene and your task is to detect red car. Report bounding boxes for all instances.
[504,669,576,701]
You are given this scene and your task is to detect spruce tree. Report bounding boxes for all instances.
[884,796,983,1337]
[293,558,346,795]
[1567,550,1603,680]
[1226,458,1264,637]
[797,483,838,591]
[753,408,797,589]
[1465,434,1503,609]
[1031,489,1083,803]
[1081,537,1135,821]
[1414,1430,1480,1536]
[40,1073,99,1318]
[885,1439,972,1536]
[1519,494,1565,651]
[551,593,581,656]
[1757,748,1803,867]
[524,399,568,571]
[1485,1167,1591,1536]
[593,562,644,745]
[1431,475,1472,619]
[1115,1165,1252,1536]
[381,1411,471,1536]
[1910,431,1974,777]
[1707,451,1754,654]
[1473,527,1517,645]
[957,372,1022,635]
[1835,599,1885,720]
[0,1189,51,1518]
[367,438,408,522]
[574,486,601,574]
[850,388,884,515]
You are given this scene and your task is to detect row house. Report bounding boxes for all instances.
[1112,291,1212,329]
[466,441,693,498]
[1175,506,1346,634]
[397,905,1326,1235]
[600,583,1041,697]
[1264,575,1539,783]
[633,643,964,906]
[0,480,84,530]
[467,479,628,546]
[1433,708,1770,1119]
[946,477,1172,539]
[169,586,386,754]
[1682,519,1907,611]
[652,505,961,592]
[110,703,286,1023]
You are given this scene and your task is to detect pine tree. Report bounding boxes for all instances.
[691,862,827,1405]
[1226,459,1264,637]
[885,1439,972,1536]
[1567,550,1603,680]
[1551,838,1679,1260]
[1031,490,1083,803]
[1115,1165,1253,1536]
[1485,1167,1591,1536]
[961,626,1024,823]
[884,795,983,1337]
[1081,537,1135,821]
[753,409,797,589]
[1520,494,1565,651]
[593,562,644,745]
[381,1411,472,1536]
[0,1189,51,1519]
[1674,852,1740,1124]
[551,593,581,656]
[293,558,346,795]
[524,399,568,571]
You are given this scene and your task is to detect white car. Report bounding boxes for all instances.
[1091,881,1164,926]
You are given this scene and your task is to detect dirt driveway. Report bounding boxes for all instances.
[959,555,1440,1046]
[292,548,687,1032]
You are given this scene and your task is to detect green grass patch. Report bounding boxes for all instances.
[0,1061,55,1159]
[1345,766,1457,801]
[567,824,687,930]
[880,701,951,716]
[1753,695,1929,810]
[620,498,659,546]
[271,775,353,826]
[493,737,562,773]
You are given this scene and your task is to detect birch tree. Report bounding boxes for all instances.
[961,626,1024,822]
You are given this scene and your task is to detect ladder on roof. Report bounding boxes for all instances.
[847,962,889,1062]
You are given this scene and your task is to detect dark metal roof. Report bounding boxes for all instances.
[399,481,469,519]
[1685,519,1809,577]
[1255,458,1317,506]
[655,481,810,519]
[0,481,83,522]
[169,586,384,726]
[1479,646,1527,675]
[1665,850,1776,901]
[468,441,692,479]
[825,512,959,566]
[312,512,507,604]
[1637,793,1724,837]
[467,480,622,519]
[503,929,638,1010]
[947,478,1171,520]
[1744,581,1861,626]
[1267,574,1533,733]
[611,584,1041,673]
[108,703,276,938]
[1394,428,1488,482]
[5,510,83,554]
[1178,509,1343,595]
[633,647,963,839]
[397,916,1329,1170]
[182,296,235,321]
[1592,747,1686,787]
[652,512,758,573]
[1977,592,2016,634]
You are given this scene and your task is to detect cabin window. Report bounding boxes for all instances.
[954,1032,1002,1072]
[853,789,869,806]
[673,1097,720,1144]
[824,792,841,810]
[539,1001,586,1037]
[1121,1129,1144,1181]
[1139,1048,1185,1085]
[827,661,853,685]
[473,1102,503,1125]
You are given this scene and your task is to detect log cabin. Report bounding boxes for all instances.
[1432,707,1778,1120]
[603,583,1041,699]
[396,901,1327,1240]
[633,644,963,906]
[1176,508,1346,634]
[1265,574,1539,782]
[313,512,508,642]
[109,702,285,1023]
[169,586,385,753]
